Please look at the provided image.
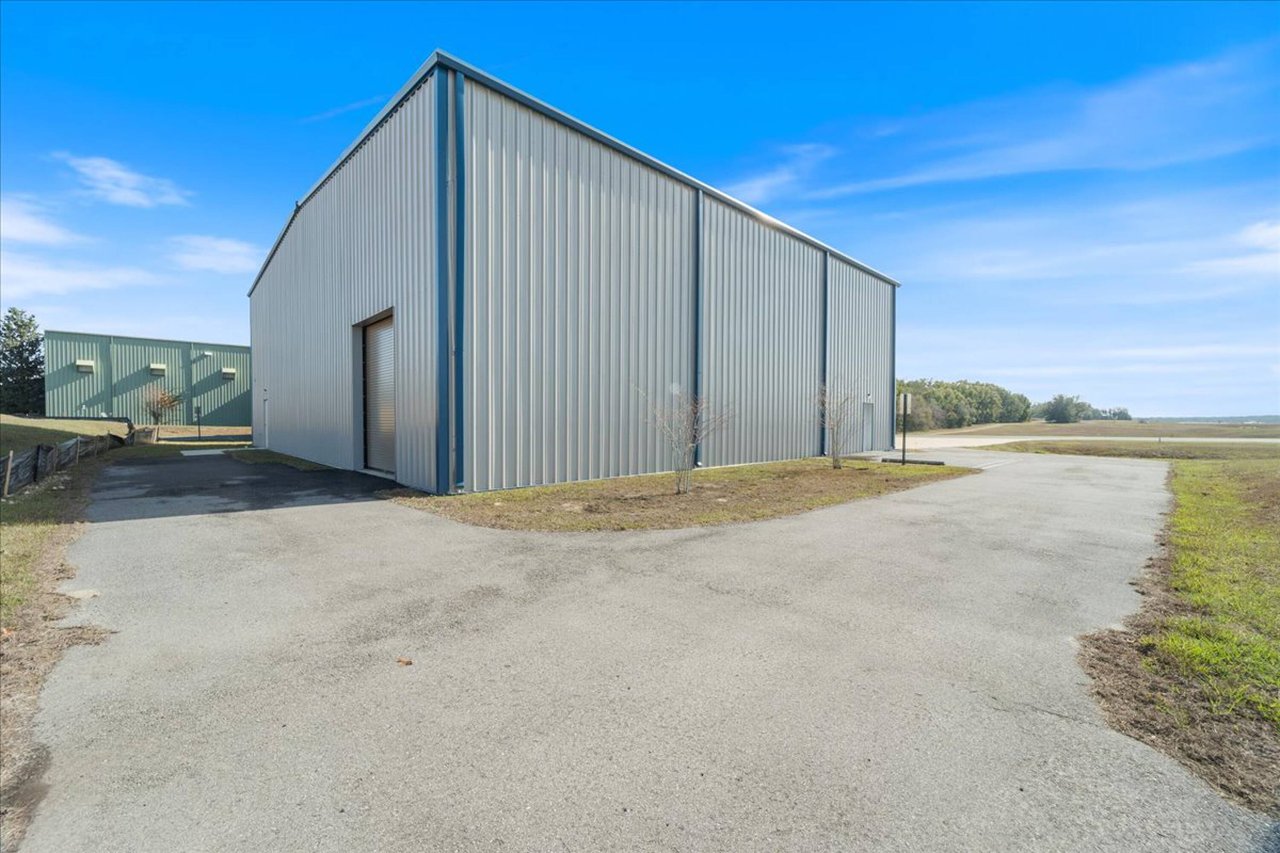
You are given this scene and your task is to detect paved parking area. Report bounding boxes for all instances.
[21,450,1278,851]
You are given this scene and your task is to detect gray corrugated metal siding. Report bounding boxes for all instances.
[828,259,894,453]
[462,81,696,492]
[250,55,897,493]
[250,73,439,490]
[701,198,824,467]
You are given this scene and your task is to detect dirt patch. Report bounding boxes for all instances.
[0,464,111,851]
[1080,533,1280,817]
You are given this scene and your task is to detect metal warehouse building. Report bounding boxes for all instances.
[44,331,252,426]
[250,51,897,494]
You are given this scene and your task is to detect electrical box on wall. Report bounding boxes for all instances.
[149,363,167,376]
[221,367,237,380]
[75,359,95,373]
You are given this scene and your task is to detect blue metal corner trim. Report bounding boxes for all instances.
[692,189,704,467]
[889,283,897,450]
[819,251,829,457]
[452,70,466,491]
[434,69,452,494]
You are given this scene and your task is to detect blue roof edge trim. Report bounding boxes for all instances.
[248,50,902,297]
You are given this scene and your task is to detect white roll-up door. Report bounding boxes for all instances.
[364,317,395,473]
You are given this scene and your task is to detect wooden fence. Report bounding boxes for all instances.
[1,433,127,498]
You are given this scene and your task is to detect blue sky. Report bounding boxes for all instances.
[1,1,1277,416]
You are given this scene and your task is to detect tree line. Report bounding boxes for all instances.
[1031,394,1131,423]
[895,380,1130,429]
[895,379,1031,431]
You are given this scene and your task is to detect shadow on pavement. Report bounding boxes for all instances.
[85,453,391,523]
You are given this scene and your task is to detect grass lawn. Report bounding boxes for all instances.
[1012,440,1279,814]
[386,457,972,532]
[0,460,101,625]
[228,449,331,470]
[0,414,130,456]
[921,420,1280,439]
[1160,459,1280,730]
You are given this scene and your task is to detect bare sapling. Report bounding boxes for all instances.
[142,384,184,441]
[650,390,729,495]
[818,383,856,469]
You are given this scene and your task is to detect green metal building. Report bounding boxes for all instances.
[44,331,252,426]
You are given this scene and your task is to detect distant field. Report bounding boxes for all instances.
[997,441,1280,461]
[0,414,129,456]
[925,420,1280,439]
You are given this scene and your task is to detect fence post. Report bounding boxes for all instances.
[2,451,12,498]
[50,445,60,475]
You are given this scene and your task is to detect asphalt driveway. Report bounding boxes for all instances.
[20,450,1278,851]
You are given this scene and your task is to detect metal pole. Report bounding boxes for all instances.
[901,394,907,465]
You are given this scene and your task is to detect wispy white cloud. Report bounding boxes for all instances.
[857,185,1280,308]
[1186,220,1280,277]
[168,235,262,274]
[719,42,1277,204]
[724,144,836,206]
[806,42,1278,198]
[0,249,160,299]
[1101,344,1278,360]
[54,153,192,207]
[300,94,388,123]
[0,197,86,246]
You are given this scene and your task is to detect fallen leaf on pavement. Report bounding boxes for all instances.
[396,657,413,666]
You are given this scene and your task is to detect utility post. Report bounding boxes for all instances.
[900,392,911,465]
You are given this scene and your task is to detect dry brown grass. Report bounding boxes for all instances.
[0,459,112,850]
[385,457,972,532]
